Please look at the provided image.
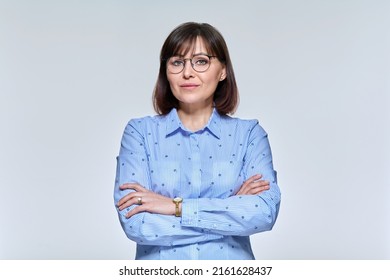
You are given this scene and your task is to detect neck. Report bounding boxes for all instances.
[177,104,213,132]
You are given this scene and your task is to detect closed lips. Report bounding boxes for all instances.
[180,83,199,88]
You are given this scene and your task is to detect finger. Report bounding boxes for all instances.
[251,180,270,188]
[248,185,270,195]
[239,174,265,193]
[236,187,247,195]
[237,180,269,195]
[117,192,134,207]
[125,205,146,218]
[118,195,142,210]
[119,183,136,190]
[236,174,261,195]
[242,174,263,189]
[245,174,262,184]
[119,183,145,192]
[246,181,270,193]
[238,185,269,196]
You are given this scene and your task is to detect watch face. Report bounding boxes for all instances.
[173,197,183,203]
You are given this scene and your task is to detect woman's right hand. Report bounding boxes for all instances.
[235,174,270,195]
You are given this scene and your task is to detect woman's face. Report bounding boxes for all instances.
[166,37,226,109]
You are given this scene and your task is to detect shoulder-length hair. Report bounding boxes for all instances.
[153,22,239,115]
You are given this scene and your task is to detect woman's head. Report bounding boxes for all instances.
[153,22,239,115]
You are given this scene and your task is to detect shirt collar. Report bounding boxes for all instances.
[165,108,222,139]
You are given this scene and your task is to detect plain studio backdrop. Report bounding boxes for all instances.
[0,0,389,260]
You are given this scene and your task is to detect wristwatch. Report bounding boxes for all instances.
[172,197,183,217]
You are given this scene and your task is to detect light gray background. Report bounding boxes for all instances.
[1,0,389,259]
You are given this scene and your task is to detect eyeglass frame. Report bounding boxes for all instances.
[164,53,218,74]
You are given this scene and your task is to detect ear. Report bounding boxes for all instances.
[219,67,227,81]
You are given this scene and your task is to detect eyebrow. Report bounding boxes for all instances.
[173,52,211,58]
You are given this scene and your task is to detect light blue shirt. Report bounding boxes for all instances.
[114,108,281,260]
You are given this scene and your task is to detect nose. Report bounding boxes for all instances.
[182,59,195,78]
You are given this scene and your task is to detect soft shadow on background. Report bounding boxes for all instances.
[0,0,389,259]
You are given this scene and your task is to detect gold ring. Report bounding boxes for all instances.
[137,197,142,205]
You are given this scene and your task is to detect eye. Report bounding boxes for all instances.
[193,56,209,65]
[169,57,184,67]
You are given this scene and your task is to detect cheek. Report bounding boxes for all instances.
[166,74,174,87]
[166,75,178,93]
[203,76,221,91]
[167,72,180,83]
[204,67,224,87]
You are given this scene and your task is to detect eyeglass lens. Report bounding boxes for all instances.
[167,55,212,74]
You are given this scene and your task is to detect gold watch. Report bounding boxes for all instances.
[172,197,183,217]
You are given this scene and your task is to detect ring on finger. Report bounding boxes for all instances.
[137,197,142,205]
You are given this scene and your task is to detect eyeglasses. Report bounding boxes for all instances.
[166,53,217,74]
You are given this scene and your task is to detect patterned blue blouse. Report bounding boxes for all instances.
[114,108,281,259]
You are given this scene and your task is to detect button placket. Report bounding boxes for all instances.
[189,133,202,202]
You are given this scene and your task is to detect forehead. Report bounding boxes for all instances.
[175,36,212,56]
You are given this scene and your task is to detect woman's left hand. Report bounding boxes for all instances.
[235,174,270,195]
[117,183,175,219]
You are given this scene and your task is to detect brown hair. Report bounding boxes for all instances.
[153,22,239,115]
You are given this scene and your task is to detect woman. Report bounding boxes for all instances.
[114,22,281,260]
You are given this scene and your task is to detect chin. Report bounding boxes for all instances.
[179,98,208,105]
[177,95,213,104]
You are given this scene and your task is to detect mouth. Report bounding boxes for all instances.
[180,83,199,90]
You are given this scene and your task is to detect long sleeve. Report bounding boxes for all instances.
[181,122,281,236]
[114,119,223,246]
[114,110,281,259]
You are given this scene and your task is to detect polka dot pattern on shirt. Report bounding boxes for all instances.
[114,108,281,260]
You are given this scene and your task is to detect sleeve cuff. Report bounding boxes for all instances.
[181,198,199,226]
